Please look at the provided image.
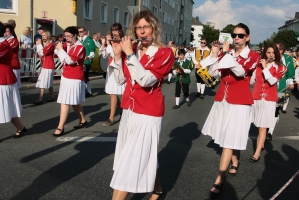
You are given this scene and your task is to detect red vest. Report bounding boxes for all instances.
[252,64,286,102]
[215,50,260,105]
[62,44,86,81]
[40,42,55,69]
[0,40,17,85]
[7,37,20,70]
[121,47,175,116]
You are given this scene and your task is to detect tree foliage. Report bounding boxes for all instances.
[199,23,219,46]
[221,24,235,34]
[273,30,297,49]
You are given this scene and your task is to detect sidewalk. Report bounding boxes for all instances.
[19,73,104,90]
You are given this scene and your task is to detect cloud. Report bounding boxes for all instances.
[193,0,299,44]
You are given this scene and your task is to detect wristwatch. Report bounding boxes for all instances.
[126,53,135,60]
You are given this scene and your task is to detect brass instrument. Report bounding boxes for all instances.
[196,67,219,88]
[174,63,185,84]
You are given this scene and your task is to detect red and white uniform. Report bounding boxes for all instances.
[251,63,286,128]
[7,36,21,88]
[0,37,22,123]
[36,42,55,89]
[55,41,86,105]
[110,45,175,193]
[99,45,126,94]
[200,46,260,150]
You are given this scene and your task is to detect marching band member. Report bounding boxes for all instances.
[192,38,210,99]
[4,24,21,89]
[166,40,177,84]
[0,22,26,138]
[109,10,174,200]
[53,26,87,136]
[250,44,286,162]
[172,49,194,109]
[99,23,126,127]
[200,23,259,197]
[34,30,56,104]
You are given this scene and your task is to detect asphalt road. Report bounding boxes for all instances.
[1,74,299,200]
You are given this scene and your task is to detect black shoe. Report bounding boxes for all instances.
[172,105,180,109]
[200,94,205,99]
[52,128,64,137]
[33,100,43,105]
[195,92,201,97]
[102,119,115,126]
[47,98,56,102]
[13,127,27,138]
[209,184,223,198]
[228,164,239,175]
[86,92,93,98]
[281,110,287,113]
[249,156,260,163]
[167,81,171,84]
[266,133,272,141]
[187,101,191,107]
[74,121,88,129]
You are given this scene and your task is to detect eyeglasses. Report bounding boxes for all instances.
[135,25,152,31]
[231,33,248,39]
[201,42,206,44]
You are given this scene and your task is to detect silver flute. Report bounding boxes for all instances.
[108,38,153,42]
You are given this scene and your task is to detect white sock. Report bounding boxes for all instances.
[186,97,190,101]
[282,98,289,111]
[197,83,201,93]
[200,84,205,94]
[175,97,180,105]
[268,116,279,135]
[168,73,172,81]
[86,82,92,94]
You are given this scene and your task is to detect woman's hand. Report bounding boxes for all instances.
[222,41,230,52]
[56,41,63,51]
[106,34,112,45]
[120,36,133,56]
[111,40,122,62]
[36,38,42,45]
[260,59,266,68]
[211,41,220,58]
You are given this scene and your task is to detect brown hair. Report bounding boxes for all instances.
[261,43,281,66]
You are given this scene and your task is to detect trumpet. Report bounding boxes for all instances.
[108,38,153,42]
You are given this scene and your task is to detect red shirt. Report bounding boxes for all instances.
[121,47,175,116]
[0,39,17,85]
[7,36,20,70]
[215,49,260,105]
[61,43,86,81]
[39,42,55,69]
[252,64,286,102]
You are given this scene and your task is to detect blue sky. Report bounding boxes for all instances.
[192,0,299,44]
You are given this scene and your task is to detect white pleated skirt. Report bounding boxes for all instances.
[57,76,85,105]
[252,99,276,128]
[105,67,125,95]
[202,99,252,150]
[36,68,55,89]
[0,83,22,123]
[13,69,21,89]
[110,109,162,193]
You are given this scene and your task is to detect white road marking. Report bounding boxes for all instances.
[249,136,299,140]
[56,137,117,142]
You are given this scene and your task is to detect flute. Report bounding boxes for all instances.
[210,41,243,47]
[108,38,153,42]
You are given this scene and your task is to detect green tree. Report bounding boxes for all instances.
[221,24,235,33]
[273,30,297,49]
[199,23,219,46]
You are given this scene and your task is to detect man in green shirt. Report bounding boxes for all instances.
[78,27,96,97]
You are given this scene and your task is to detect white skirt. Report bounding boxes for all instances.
[202,99,252,150]
[57,75,85,105]
[105,67,125,95]
[110,109,162,193]
[252,99,276,128]
[13,69,21,89]
[0,83,22,123]
[36,68,55,89]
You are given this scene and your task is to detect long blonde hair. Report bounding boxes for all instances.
[127,10,163,47]
[42,30,52,46]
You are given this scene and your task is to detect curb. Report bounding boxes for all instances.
[19,75,104,91]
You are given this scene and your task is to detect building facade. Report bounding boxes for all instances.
[190,16,203,47]
[278,12,299,33]
[0,0,194,45]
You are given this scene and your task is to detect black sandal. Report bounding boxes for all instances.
[210,184,223,198]
[33,100,43,105]
[228,164,239,175]
[52,128,64,137]
[249,156,260,163]
[74,121,88,129]
[148,191,166,200]
[12,127,27,138]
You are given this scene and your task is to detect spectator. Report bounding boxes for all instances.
[34,27,45,44]
[20,27,33,48]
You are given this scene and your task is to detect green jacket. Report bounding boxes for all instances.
[82,36,96,65]
[278,54,295,92]
[174,59,193,84]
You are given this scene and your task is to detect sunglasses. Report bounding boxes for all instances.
[78,30,85,33]
[201,42,206,44]
[231,33,248,39]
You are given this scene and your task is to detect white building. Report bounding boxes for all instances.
[278,12,299,33]
[190,16,203,47]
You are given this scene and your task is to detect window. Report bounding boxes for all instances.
[143,0,149,8]
[159,0,162,12]
[114,7,119,23]
[0,0,18,14]
[84,0,93,20]
[163,12,167,23]
[124,11,129,28]
[100,2,108,23]
[152,6,157,15]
